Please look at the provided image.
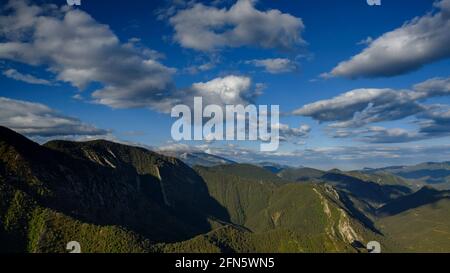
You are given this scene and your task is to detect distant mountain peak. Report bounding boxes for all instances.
[160,150,236,167]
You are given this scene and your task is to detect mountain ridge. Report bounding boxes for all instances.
[2,126,450,252]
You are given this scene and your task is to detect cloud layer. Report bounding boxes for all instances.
[169,0,304,51]
[294,88,425,127]
[277,123,310,140]
[158,141,450,170]
[188,75,263,107]
[0,97,107,138]
[2,69,53,85]
[326,0,450,78]
[0,1,265,112]
[246,58,297,74]
[0,0,179,111]
[294,77,450,143]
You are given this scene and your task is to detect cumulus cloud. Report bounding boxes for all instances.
[293,76,450,143]
[2,68,53,85]
[356,36,373,46]
[169,0,305,51]
[326,0,450,78]
[293,88,425,128]
[418,107,450,136]
[158,143,198,153]
[0,1,264,112]
[0,0,178,112]
[277,123,310,140]
[330,106,450,144]
[246,58,297,74]
[0,97,108,138]
[294,77,450,127]
[188,75,258,105]
[412,76,450,97]
[355,127,424,144]
[184,61,216,74]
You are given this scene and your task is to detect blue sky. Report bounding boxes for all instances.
[1,0,450,169]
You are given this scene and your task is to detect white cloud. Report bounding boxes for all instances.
[2,68,53,85]
[169,0,305,51]
[356,36,373,46]
[246,58,297,74]
[418,106,450,136]
[0,0,178,112]
[293,76,450,143]
[184,61,216,74]
[0,1,264,112]
[293,88,424,127]
[412,77,450,97]
[364,127,424,143]
[333,126,425,144]
[0,97,108,138]
[276,123,310,140]
[72,94,83,100]
[158,143,197,153]
[326,0,450,78]
[189,75,257,105]
[294,77,450,127]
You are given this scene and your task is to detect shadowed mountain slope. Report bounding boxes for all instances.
[0,126,229,252]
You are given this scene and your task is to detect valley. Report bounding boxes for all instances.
[1,126,449,253]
